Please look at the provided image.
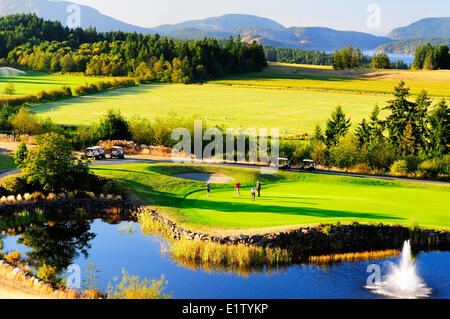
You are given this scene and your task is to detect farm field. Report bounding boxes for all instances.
[0,72,117,96]
[32,83,389,135]
[91,163,450,234]
[208,63,450,97]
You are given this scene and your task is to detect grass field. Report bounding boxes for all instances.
[208,63,450,97]
[0,154,16,171]
[4,63,448,135]
[32,84,389,135]
[91,163,450,233]
[0,72,117,96]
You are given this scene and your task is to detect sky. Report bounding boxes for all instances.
[62,0,450,35]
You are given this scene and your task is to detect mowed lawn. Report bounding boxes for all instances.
[32,84,389,135]
[208,62,450,97]
[183,181,450,231]
[0,72,116,96]
[91,163,450,233]
[0,154,16,171]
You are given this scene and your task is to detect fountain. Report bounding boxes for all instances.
[367,240,432,299]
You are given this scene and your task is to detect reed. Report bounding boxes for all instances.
[308,249,400,264]
[138,212,176,239]
[167,239,291,270]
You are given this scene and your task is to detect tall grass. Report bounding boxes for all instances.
[308,249,400,264]
[166,239,291,272]
[138,211,291,272]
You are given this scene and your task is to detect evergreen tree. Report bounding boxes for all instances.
[384,81,415,146]
[95,109,132,141]
[428,99,450,154]
[325,105,351,147]
[14,139,28,167]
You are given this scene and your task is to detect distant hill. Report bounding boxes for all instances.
[388,17,450,40]
[0,0,154,33]
[0,1,395,50]
[153,14,285,34]
[376,37,450,54]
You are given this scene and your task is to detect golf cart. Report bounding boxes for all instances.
[110,146,125,159]
[300,159,317,172]
[279,158,291,170]
[86,146,106,160]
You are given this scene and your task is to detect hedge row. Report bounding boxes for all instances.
[0,78,136,107]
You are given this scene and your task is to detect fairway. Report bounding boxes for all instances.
[208,63,450,97]
[0,72,117,96]
[32,84,389,135]
[91,163,450,233]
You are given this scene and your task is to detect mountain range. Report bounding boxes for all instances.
[1,0,449,52]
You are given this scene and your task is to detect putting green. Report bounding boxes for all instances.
[91,163,450,232]
[182,181,450,230]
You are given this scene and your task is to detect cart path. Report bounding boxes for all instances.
[0,156,447,185]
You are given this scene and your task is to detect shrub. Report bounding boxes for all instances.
[418,157,449,178]
[404,154,422,173]
[102,180,124,196]
[36,263,59,284]
[367,141,398,171]
[328,136,364,169]
[30,191,45,202]
[4,251,21,265]
[390,160,408,176]
[310,140,328,166]
[107,269,171,299]
[1,174,28,195]
[14,139,28,167]
[292,144,313,165]
[95,109,132,141]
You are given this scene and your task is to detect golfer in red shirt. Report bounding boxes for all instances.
[235,181,241,196]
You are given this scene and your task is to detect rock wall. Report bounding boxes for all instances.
[136,207,450,255]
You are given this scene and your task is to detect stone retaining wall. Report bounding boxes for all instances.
[136,207,450,255]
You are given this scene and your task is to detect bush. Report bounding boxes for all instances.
[404,154,422,173]
[328,136,363,169]
[390,160,408,176]
[1,174,28,195]
[4,251,21,265]
[107,269,171,299]
[418,156,449,178]
[366,141,398,171]
[36,263,59,284]
[102,179,124,196]
[95,109,132,141]
[292,144,313,165]
[310,140,328,166]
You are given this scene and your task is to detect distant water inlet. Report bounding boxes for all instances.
[367,240,432,299]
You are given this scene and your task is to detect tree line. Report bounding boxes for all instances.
[264,46,333,65]
[413,43,450,70]
[2,14,267,83]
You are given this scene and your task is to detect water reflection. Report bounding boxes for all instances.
[1,215,449,299]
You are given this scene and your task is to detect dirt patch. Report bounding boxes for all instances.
[173,173,234,184]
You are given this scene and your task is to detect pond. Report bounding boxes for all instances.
[1,218,449,299]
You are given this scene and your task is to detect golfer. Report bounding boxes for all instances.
[206,182,211,197]
[251,188,256,201]
[256,181,261,197]
[235,181,241,196]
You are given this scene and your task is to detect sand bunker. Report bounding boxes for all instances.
[173,173,234,183]
[0,67,26,76]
